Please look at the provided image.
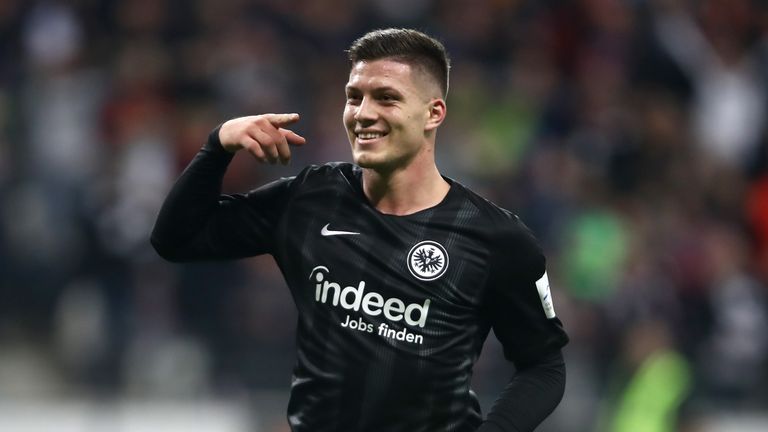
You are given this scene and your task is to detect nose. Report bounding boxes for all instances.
[353,96,376,123]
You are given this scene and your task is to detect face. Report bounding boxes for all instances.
[343,59,444,171]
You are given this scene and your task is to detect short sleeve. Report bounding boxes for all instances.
[484,216,569,367]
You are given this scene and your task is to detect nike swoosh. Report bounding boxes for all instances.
[321,223,360,236]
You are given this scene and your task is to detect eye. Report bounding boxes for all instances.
[346,93,361,105]
[379,93,398,103]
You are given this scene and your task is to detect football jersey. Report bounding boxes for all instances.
[154,135,568,431]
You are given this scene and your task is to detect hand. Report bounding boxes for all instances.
[218,113,307,165]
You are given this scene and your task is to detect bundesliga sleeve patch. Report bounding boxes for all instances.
[535,272,557,319]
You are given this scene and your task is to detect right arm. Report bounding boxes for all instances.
[150,113,306,262]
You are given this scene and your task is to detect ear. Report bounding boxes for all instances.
[425,98,447,132]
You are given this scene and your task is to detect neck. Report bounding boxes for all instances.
[362,156,450,216]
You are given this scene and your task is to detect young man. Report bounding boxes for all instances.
[152,28,568,432]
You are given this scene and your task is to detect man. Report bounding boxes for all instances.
[152,28,568,432]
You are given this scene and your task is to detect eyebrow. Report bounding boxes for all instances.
[345,85,403,95]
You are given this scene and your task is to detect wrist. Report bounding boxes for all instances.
[215,121,242,153]
[205,125,237,158]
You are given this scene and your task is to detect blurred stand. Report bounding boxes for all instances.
[0,0,767,431]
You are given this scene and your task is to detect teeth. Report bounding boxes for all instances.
[357,132,384,140]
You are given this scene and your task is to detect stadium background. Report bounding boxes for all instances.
[1,0,768,430]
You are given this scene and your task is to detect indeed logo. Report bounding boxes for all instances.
[309,266,431,328]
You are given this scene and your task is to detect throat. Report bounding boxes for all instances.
[362,168,450,216]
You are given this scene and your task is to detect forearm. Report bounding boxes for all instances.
[151,126,233,261]
[477,350,566,432]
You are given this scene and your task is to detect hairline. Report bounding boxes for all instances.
[349,56,445,100]
[346,29,450,98]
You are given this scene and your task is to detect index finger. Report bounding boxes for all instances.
[263,113,301,127]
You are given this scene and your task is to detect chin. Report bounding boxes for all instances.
[353,153,386,170]
[354,156,379,169]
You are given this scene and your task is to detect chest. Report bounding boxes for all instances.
[275,188,492,313]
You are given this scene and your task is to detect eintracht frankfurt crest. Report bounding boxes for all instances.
[407,240,449,281]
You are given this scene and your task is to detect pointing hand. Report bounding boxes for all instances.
[218,113,307,165]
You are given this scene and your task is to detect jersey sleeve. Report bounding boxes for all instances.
[200,176,296,258]
[151,127,300,261]
[484,215,569,367]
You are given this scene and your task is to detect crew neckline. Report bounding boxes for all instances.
[349,165,458,218]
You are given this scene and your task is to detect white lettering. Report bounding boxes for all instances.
[340,315,373,333]
[309,267,431,332]
[311,266,329,302]
[375,322,423,344]
[383,298,405,321]
[362,292,384,316]
[322,281,341,305]
[404,299,430,328]
[340,281,365,311]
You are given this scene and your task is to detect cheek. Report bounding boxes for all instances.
[341,108,350,127]
[342,106,354,127]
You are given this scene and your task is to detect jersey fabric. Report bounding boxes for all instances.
[152,130,569,432]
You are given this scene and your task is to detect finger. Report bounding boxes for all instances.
[274,133,291,165]
[252,129,279,164]
[259,121,291,164]
[243,137,267,163]
[263,113,300,127]
[280,128,306,146]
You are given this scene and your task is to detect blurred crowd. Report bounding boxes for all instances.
[1,0,768,431]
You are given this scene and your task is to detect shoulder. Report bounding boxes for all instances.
[289,162,358,188]
[265,162,361,204]
[451,180,531,239]
[452,182,544,276]
[295,161,356,179]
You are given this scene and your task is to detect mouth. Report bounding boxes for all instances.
[355,130,388,144]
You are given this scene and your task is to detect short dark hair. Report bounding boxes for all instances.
[347,28,450,98]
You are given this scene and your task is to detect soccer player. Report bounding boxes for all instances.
[152,28,568,432]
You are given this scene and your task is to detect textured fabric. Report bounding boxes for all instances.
[477,351,566,432]
[152,128,569,432]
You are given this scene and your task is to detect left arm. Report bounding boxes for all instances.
[480,214,569,431]
[477,350,566,432]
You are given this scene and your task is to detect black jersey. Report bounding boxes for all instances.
[152,132,568,432]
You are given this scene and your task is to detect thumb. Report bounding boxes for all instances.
[264,113,300,127]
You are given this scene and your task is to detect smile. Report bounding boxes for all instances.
[355,131,388,142]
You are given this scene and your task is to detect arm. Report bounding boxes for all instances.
[150,113,306,262]
[479,215,569,431]
[477,350,566,432]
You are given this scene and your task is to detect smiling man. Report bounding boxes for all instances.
[152,29,568,432]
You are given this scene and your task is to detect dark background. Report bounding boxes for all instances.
[1,0,767,431]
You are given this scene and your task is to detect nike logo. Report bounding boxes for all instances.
[321,223,360,236]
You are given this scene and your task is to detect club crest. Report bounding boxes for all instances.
[407,240,449,281]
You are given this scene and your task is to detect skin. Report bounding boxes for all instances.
[218,57,448,215]
[343,59,448,215]
[218,113,306,164]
